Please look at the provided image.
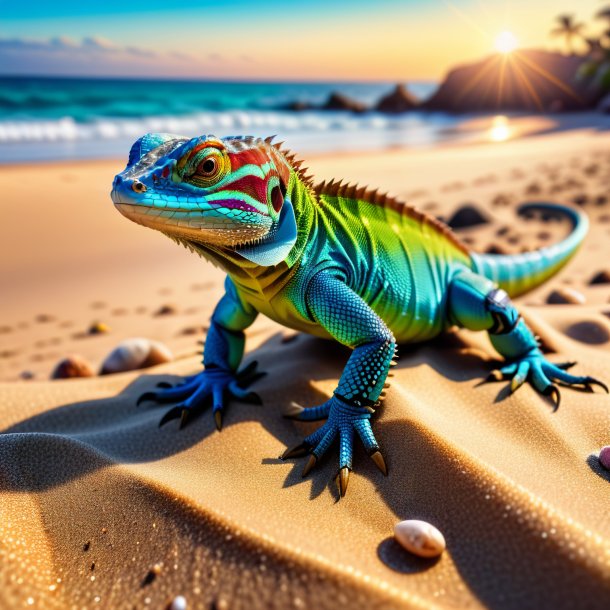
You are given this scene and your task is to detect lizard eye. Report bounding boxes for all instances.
[197,157,218,177]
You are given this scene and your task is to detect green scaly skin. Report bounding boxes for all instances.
[111,133,607,498]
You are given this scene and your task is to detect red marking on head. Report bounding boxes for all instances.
[271,185,283,213]
[162,166,170,179]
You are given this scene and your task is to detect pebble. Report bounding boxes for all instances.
[590,270,610,285]
[51,355,96,379]
[169,596,187,610]
[154,304,178,316]
[599,446,610,470]
[88,321,111,335]
[447,204,489,229]
[546,288,586,305]
[100,338,173,374]
[394,519,446,558]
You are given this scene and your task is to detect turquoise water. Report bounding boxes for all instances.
[0,76,472,163]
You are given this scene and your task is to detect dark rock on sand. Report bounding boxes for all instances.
[375,84,418,113]
[565,320,610,345]
[447,205,490,229]
[321,92,367,113]
[590,270,610,285]
[546,288,586,305]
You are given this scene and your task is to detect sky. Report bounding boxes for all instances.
[0,0,607,81]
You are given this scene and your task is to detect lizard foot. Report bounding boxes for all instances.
[281,395,387,498]
[484,354,608,411]
[137,361,265,429]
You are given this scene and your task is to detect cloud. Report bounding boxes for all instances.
[0,35,202,77]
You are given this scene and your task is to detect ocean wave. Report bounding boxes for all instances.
[0,110,449,145]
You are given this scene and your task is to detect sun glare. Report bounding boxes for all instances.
[494,31,518,54]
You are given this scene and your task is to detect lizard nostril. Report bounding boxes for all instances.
[132,180,147,193]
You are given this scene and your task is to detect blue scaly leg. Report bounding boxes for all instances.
[138,277,263,429]
[281,272,395,497]
[448,269,608,409]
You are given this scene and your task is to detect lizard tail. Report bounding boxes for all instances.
[470,202,588,298]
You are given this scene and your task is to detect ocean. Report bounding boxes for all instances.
[0,76,475,163]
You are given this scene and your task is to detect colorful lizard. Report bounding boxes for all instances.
[111,133,607,497]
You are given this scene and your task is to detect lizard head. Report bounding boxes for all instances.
[111,133,297,264]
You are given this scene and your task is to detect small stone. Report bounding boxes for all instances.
[19,370,35,380]
[154,304,177,316]
[51,355,96,379]
[88,321,110,335]
[447,205,489,229]
[590,270,610,285]
[100,338,173,375]
[599,446,610,470]
[168,596,187,610]
[394,519,446,558]
[546,288,586,305]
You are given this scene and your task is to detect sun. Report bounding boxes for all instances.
[494,31,518,54]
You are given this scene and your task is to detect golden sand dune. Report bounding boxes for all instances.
[2,123,610,609]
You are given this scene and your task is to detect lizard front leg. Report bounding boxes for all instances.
[281,271,396,497]
[138,276,262,429]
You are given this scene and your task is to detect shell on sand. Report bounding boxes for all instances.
[394,519,446,558]
[100,338,173,375]
[51,355,96,379]
[169,596,187,610]
[599,446,610,471]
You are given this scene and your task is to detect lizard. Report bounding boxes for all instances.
[110,132,607,497]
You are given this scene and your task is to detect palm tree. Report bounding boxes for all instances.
[551,14,586,54]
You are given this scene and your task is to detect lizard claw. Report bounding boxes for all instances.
[542,385,561,412]
[583,377,609,394]
[280,442,310,460]
[137,391,157,406]
[159,406,184,427]
[370,450,388,476]
[337,467,350,498]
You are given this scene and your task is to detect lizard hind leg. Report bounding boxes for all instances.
[448,269,608,409]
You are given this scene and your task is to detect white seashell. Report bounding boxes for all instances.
[169,595,187,610]
[394,519,446,558]
[100,338,173,375]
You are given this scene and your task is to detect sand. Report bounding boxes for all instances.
[2,121,610,609]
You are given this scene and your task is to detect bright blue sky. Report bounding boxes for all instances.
[0,0,604,79]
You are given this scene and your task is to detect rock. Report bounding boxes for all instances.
[565,320,610,345]
[394,519,446,558]
[424,50,590,112]
[546,288,586,305]
[599,446,610,470]
[320,92,367,113]
[282,100,314,111]
[100,338,173,375]
[19,370,35,380]
[51,355,96,379]
[447,205,490,229]
[375,84,418,113]
[590,270,610,285]
[598,93,610,114]
[169,596,187,610]
[154,304,177,316]
[88,321,110,335]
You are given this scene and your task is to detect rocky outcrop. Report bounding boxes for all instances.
[424,50,591,112]
[320,92,367,113]
[374,84,418,113]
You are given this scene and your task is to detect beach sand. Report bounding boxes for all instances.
[2,122,610,609]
